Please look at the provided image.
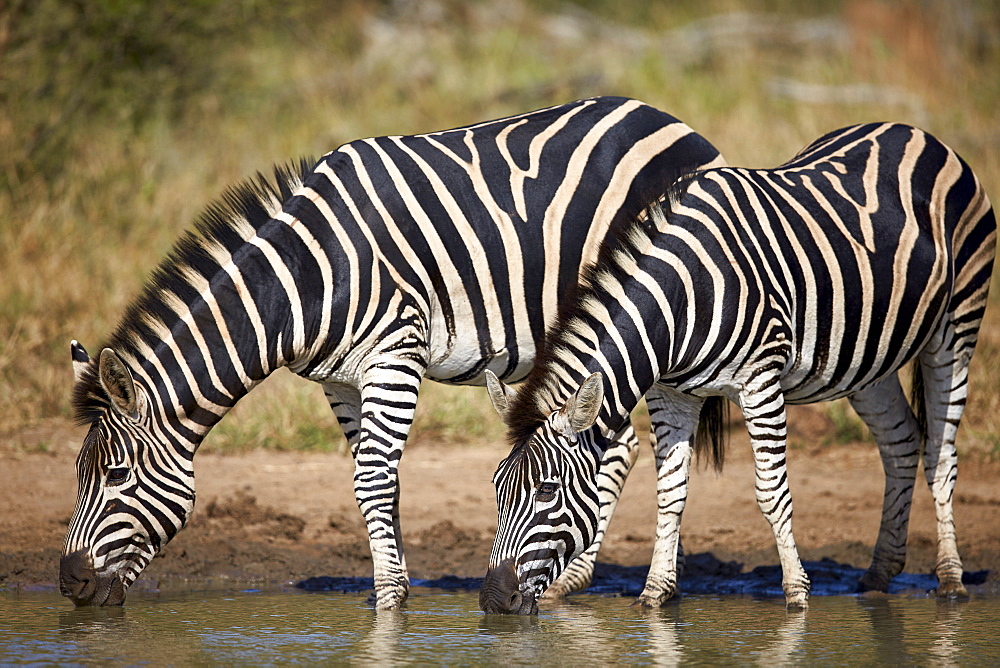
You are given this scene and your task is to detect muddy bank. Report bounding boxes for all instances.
[3,416,999,603]
[294,554,997,601]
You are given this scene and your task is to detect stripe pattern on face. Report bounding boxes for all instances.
[488,422,604,601]
[62,357,196,606]
[483,122,995,612]
[63,96,725,608]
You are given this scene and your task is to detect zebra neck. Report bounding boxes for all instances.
[94,158,352,453]
[524,269,669,441]
[118,234,319,450]
[533,208,686,440]
[121,327,275,453]
[528,345,649,441]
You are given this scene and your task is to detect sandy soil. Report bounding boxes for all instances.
[2,406,998,599]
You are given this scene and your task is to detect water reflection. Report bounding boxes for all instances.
[753,608,806,666]
[2,590,996,664]
[58,605,128,634]
[859,599,910,662]
[480,595,813,665]
[542,600,621,652]
[355,609,407,665]
[58,604,207,664]
[856,596,967,666]
[929,600,963,667]
[636,604,683,665]
[481,611,546,664]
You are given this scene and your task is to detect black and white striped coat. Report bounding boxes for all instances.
[60,97,725,609]
[480,122,995,613]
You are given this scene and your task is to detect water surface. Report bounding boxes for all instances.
[4,587,999,665]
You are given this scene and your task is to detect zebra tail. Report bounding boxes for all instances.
[909,363,928,452]
[694,396,729,472]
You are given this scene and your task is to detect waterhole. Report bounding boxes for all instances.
[3,587,998,664]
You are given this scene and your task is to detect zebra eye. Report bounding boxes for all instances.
[106,467,130,486]
[536,482,559,499]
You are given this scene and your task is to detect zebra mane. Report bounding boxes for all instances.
[505,173,729,469]
[72,157,317,425]
[503,185,672,448]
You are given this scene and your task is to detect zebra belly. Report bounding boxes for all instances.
[659,318,933,408]
[423,292,538,385]
[780,371,897,405]
[424,340,536,385]
[777,332,929,405]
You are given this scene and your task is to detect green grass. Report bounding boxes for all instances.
[204,372,509,454]
[204,370,344,453]
[2,0,998,456]
[825,400,871,446]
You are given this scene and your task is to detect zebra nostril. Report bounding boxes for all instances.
[509,591,522,612]
[59,550,97,602]
[59,575,87,598]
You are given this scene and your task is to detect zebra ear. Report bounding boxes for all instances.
[554,372,604,436]
[98,348,139,421]
[71,340,91,384]
[485,370,517,425]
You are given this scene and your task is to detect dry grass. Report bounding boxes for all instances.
[1,0,997,456]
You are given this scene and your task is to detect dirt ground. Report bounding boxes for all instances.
[2,406,999,600]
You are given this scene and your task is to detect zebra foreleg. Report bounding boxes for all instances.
[353,455,410,610]
[326,381,408,607]
[324,382,362,456]
[342,353,425,610]
[847,375,921,592]
[543,422,641,599]
[325,380,412,609]
[633,388,703,608]
[741,380,810,609]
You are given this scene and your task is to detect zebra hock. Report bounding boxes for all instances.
[59,96,725,608]
[480,122,995,614]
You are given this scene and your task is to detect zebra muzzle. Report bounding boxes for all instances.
[479,558,538,615]
[59,550,127,607]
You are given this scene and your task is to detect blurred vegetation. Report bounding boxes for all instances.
[1,0,998,457]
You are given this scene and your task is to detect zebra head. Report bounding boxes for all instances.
[479,371,606,615]
[60,342,195,606]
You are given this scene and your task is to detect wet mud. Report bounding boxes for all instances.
[3,431,999,603]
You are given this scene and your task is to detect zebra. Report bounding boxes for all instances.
[58,96,726,608]
[479,122,995,614]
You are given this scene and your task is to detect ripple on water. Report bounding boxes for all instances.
[2,583,999,665]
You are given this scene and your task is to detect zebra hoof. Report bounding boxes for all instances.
[367,586,409,610]
[631,596,661,609]
[935,579,969,599]
[857,570,890,593]
[539,585,570,601]
[784,592,809,610]
[631,587,676,609]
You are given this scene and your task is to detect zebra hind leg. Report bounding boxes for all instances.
[741,379,810,609]
[918,338,975,598]
[846,375,921,592]
[917,167,995,596]
[543,422,642,599]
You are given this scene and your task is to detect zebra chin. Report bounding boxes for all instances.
[479,559,540,615]
[59,550,130,607]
